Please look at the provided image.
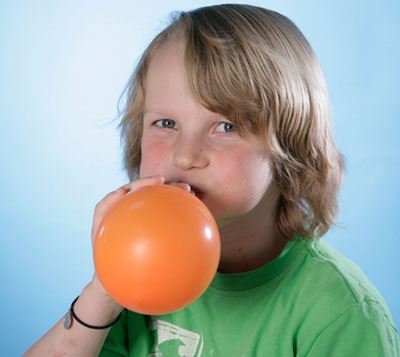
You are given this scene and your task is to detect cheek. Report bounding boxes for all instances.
[212,148,272,213]
[139,137,168,177]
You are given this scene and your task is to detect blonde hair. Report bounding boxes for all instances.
[117,4,345,239]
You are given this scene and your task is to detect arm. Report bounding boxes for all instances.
[24,176,170,356]
[24,278,123,357]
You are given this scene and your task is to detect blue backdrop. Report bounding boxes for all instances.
[1,1,399,355]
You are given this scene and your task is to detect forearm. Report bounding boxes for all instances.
[25,180,162,356]
[24,282,123,357]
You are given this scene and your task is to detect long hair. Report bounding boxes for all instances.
[117,4,346,239]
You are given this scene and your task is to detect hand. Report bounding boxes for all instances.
[88,176,192,298]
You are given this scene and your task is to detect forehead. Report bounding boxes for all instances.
[144,40,187,109]
[144,40,220,121]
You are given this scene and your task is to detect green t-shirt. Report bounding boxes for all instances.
[100,237,399,356]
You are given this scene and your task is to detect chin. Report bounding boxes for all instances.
[207,203,255,222]
[200,193,262,220]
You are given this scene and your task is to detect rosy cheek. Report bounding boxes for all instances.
[139,137,168,177]
[216,147,257,185]
[212,147,270,214]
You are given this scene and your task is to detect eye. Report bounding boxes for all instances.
[154,119,176,129]
[215,122,236,133]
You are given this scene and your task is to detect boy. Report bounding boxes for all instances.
[26,4,399,356]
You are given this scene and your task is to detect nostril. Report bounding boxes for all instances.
[172,144,209,170]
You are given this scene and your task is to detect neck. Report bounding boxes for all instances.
[216,186,288,274]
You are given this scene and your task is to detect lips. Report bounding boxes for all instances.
[189,185,204,199]
[165,179,205,199]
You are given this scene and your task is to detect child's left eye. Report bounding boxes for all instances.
[215,122,236,133]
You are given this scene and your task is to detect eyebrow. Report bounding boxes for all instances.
[143,108,226,121]
[143,108,174,116]
[143,107,173,114]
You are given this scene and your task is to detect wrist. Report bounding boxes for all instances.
[85,279,122,308]
[87,273,109,297]
[64,295,122,330]
[70,280,123,328]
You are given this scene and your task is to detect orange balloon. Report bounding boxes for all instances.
[94,184,221,315]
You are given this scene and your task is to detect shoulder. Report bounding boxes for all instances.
[292,237,395,321]
[288,238,399,355]
[300,238,386,304]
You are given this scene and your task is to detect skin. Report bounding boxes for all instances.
[140,40,287,273]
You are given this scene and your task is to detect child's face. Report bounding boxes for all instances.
[139,40,274,221]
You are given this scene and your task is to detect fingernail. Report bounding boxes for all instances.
[115,186,128,193]
[144,175,164,181]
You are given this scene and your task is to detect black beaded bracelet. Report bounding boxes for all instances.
[64,295,122,330]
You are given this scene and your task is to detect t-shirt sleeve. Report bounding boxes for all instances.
[305,300,400,357]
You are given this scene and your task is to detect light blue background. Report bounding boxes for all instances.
[1,1,399,355]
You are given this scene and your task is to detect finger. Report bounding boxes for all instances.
[94,187,128,216]
[94,176,165,217]
[166,181,191,192]
[121,175,165,193]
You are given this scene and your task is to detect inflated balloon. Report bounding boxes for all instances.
[94,184,221,315]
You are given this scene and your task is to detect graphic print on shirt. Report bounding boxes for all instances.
[148,317,203,356]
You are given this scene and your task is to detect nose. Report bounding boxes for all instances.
[172,136,209,170]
